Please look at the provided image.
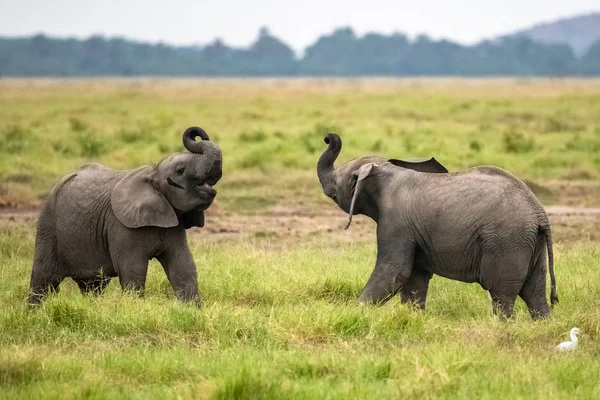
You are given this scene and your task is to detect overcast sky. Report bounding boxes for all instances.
[1,0,598,51]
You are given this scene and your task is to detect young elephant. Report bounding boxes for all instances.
[28,127,222,307]
[317,133,557,319]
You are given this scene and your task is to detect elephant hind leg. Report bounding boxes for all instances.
[481,253,527,319]
[519,239,550,319]
[28,274,63,307]
[519,279,549,319]
[28,217,64,307]
[489,292,518,319]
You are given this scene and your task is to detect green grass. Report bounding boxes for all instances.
[1,78,600,209]
[1,223,599,398]
[1,78,600,398]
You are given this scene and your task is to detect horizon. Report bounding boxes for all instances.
[1,1,598,52]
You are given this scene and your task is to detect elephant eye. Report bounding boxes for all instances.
[175,165,185,175]
[332,194,338,203]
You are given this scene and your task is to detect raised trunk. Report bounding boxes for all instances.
[183,126,210,154]
[317,134,342,198]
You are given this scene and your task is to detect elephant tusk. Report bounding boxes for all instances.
[345,215,353,230]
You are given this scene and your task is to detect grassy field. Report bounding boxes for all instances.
[1,78,600,209]
[1,78,600,399]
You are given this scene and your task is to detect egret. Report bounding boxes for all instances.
[556,327,580,352]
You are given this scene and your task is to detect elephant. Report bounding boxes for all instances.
[27,126,222,307]
[317,133,557,319]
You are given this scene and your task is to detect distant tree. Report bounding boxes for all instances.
[201,38,239,75]
[300,27,358,75]
[580,39,600,75]
[0,28,597,77]
[245,27,297,75]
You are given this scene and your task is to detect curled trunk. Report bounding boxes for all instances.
[317,133,342,198]
[183,127,210,154]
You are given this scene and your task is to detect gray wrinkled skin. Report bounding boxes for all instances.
[28,128,222,307]
[317,134,557,319]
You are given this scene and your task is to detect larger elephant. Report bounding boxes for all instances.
[317,133,557,319]
[28,127,222,307]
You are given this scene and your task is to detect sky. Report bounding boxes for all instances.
[1,0,598,52]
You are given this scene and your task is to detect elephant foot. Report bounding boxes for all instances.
[489,292,517,319]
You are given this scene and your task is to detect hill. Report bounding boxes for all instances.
[500,12,600,56]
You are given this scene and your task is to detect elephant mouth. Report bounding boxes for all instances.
[167,177,185,190]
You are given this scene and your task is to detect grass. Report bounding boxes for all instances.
[1,78,600,398]
[1,78,600,209]
[0,224,599,398]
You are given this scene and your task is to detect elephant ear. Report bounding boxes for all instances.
[111,168,179,229]
[181,209,205,229]
[346,163,377,230]
[388,157,448,173]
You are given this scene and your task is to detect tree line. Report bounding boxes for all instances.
[1,27,599,76]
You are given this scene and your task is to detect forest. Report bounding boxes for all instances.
[1,27,600,76]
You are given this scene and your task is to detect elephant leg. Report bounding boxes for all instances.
[359,236,414,305]
[109,230,152,296]
[156,236,200,306]
[489,292,517,319]
[117,263,148,295]
[481,252,527,319]
[74,276,112,296]
[400,269,433,310]
[29,271,63,307]
[519,237,550,319]
[110,247,149,296]
[28,218,64,307]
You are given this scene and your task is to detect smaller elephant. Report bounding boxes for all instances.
[317,134,557,319]
[28,127,222,307]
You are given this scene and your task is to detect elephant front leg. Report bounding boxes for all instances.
[110,248,149,297]
[400,269,433,310]
[156,244,200,306]
[359,239,415,305]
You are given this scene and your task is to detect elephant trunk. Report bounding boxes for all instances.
[317,133,342,198]
[183,126,211,154]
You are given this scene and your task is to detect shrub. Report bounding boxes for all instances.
[503,131,534,153]
[119,120,161,145]
[300,136,317,154]
[68,117,89,132]
[119,128,147,144]
[239,130,267,143]
[52,139,75,155]
[76,131,108,158]
[542,117,585,133]
[469,140,482,152]
[565,134,600,152]
[0,125,34,153]
[313,122,342,137]
[371,139,383,152]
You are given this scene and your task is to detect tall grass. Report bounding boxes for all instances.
[0,224,599,398]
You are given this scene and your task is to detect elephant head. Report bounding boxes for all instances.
[317,133,447,228]
[111,126,222,229]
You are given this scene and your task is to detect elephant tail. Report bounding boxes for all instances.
[541,224,558,307]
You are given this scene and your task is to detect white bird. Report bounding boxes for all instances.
[556,327,580,352]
